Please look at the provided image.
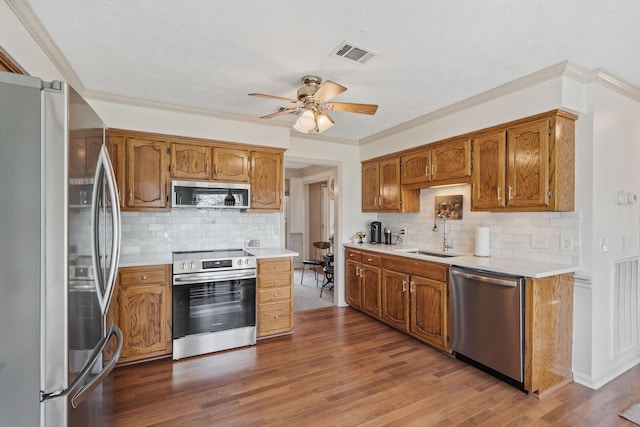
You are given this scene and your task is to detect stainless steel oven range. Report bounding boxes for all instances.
[172,249,257,360]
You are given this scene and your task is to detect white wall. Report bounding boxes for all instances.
[579,82,640,388]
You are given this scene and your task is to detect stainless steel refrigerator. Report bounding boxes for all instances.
[0,71,123,426]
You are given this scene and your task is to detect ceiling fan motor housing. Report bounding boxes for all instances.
[297,75,322,101]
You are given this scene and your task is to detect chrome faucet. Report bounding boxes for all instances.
[438,214,454,252]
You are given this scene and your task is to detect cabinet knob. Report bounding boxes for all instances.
[273,293,278,297]
[274,314,279,319]
[272,280,277,284]
[141,275,147,280]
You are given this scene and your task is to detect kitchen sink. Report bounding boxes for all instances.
[397,249,460,258]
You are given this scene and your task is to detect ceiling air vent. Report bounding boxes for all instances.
[330,41,377,64]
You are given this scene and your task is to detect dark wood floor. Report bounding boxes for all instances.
[79,307,640,426]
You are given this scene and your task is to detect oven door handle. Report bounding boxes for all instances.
[173,270,257,285]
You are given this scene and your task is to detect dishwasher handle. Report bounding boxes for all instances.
[451,268,519,288]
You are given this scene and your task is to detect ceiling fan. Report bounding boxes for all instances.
[249,75,378,134]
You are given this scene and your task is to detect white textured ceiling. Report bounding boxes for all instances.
[15,0,640,142]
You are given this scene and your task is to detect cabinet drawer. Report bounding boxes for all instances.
[258,286,291,303]
[361,252,381,266]
[346,249,361,262]
[119,265,169,286]
[258,272,292,288]
[258,302,292,331]
[382,256,448,282]
[258,257,291,274]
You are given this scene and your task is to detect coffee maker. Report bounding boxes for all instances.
[370,221,382,244]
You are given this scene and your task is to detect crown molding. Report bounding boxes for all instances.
[5,0,84,91]
[360,61,640,145]
[589,69,640,102]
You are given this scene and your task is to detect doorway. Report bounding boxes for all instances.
[284,162,337,311]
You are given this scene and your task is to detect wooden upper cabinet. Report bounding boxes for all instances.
[125,137,170,210]
[401,149,430,185]
[507,119,550,209]
[471,131,507,210]
[362,158,419,212]
[171,142,212,180]
[170,143,249,182]
[471,111,575,212]
[0,51,22,74]
[361,161,380,211]
[379,158,401,211]
[214,147,250,182]
[431,139,471,182]
[401,139,471,186]
[250,150,282,211]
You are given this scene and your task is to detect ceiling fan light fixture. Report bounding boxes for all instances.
[315,111,335,133]
[293,109,316,133]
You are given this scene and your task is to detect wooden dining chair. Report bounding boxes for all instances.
[301,241,331,285]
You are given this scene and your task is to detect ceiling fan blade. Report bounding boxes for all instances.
[326,102,378,115]
[312,81,347,102]
[260,108,299,119]
[249,93,299,104]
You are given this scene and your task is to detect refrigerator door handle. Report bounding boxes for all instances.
[70,323,123,408]
[41,323,123,405]
[90,145,121,314]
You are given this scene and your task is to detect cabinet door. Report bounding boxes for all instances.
[431,139,471,182]
[471,132,507,210]
[401,149,431,185]
[381,269,409,331]
[126,138,169,210]
[410,276,448,350]
[506,119,550,208]
[361,161,380,211]
[250,150,282,210]
[361,264,381,318]
[214,147,249,182]
[379,158,401,211]
[118,283,171,361]
[171,142,212,180]
[345,259,362,308]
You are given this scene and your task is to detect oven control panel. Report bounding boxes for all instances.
[173,256,257,274]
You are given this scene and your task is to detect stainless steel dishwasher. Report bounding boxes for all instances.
[450,266,525,390]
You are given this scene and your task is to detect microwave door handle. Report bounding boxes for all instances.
[70,324,123,408]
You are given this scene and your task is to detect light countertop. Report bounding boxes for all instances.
[246,248,298,259]
[343,243,578,278]
[119,253,173,268]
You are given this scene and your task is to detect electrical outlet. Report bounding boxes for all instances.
[560,235,573,251]
[400,228,407,235]
[531,233,548,249]
[601,237,609,252]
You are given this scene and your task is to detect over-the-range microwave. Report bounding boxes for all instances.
[172,180,250,209]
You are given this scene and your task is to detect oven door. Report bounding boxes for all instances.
[172,272,256,339]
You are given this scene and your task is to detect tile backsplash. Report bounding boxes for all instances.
[378,185,581,266]
[120,209,281,255]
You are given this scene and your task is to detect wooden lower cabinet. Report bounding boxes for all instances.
[257,257,294,338]
[115,264,172,365]
[345,249,381,318]
[346,251,450,352]
[524,273,574,398]
[380,269,449,351]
